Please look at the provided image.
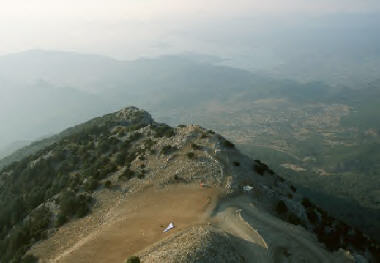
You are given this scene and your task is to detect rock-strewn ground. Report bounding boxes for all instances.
[139,225,244,263]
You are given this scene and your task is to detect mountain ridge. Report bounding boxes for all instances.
[0,107,378,262]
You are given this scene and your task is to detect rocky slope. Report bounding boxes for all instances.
[0,107,379,263]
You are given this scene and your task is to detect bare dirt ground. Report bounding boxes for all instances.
[32,186,353,263]
[33,184,220,263]
[213,195,353,263]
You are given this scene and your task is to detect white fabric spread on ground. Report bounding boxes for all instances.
[163,222,175,233]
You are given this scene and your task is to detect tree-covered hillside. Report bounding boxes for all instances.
[0,107,163,262]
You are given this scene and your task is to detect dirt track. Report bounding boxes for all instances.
[54,185,220,263]
[213,195,352,263]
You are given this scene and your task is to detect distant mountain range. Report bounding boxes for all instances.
[0,50,343,149]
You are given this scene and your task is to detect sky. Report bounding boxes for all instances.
[0,0,380,59]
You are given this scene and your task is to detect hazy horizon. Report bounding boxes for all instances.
[1,1,380,149]
[1,1,380,61]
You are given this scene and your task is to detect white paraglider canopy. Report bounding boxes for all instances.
[163,222,175,233]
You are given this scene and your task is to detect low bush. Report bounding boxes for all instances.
[301,198,313,209]
[275,200,288,214]
[126,256,140,263]
[186,152,195,159]
[253,160,274,175]
[119,168,135,181]
[137,171,145,179]
[191,143,202,150]
[59,191,91,220]
[104,180,112,188]
[84,177,98,192]
[56,212,67,227]
[223,139,235,148]
[315,227,341,251]
[287,212,302,225]
[21,255,39,263]
[161,145,177,155]
[115,152,127,166]
[153,125,175,138]
[306,208,318,224]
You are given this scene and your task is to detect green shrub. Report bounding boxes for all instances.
[161,145,177,155]
[314,226,341,251]
[253,160,274,175]
[115,152,126,166]
[191,143,201,150]
[275,200,288,214]
[29,207,51,240]
[56,212,67,227]
[301,198,313,208]
[59,192,91,219]
[76,203,89,218]
[186,152,195,159]
[104,180,111,188]
[128,132,142,141]
[200,133,208,139]
[306,208,318,224]
[119,168,135,181]
[137,171,145,179]
[153,125,175,138]
[21,254,39,263]
[84,177,98,192]
[287,212,302,225]
[223,139,235,148]
[126,256,140,263]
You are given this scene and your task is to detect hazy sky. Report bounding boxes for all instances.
[1,0,380,59]
[1,0,380,150]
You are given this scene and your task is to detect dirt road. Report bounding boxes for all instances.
[213,195,352,263]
